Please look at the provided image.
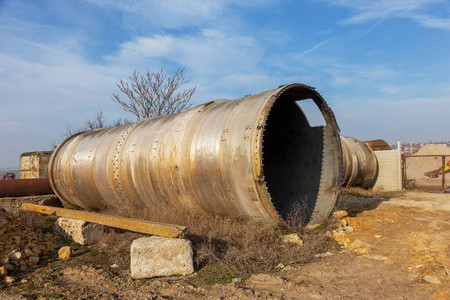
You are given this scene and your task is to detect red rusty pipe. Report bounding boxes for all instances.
[0,178,54,197]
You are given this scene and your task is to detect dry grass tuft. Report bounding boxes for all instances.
[17,210,58,233]
[99,203,339,284]
[340,187,381,198]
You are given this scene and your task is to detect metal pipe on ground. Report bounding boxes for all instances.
[0,178,54,197]
[49,83,342,226]
[340,136,378,189]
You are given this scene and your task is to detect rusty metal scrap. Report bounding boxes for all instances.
[0,178,54,198]
[21,203,187,238]
[49,83,342,226]
[341,136,378,189]
[19,151,53,179]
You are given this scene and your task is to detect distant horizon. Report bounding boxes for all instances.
[1,140,449,170]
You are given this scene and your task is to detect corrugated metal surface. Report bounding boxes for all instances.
[49,84,342,225]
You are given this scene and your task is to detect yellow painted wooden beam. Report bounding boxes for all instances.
[21,203,187,238]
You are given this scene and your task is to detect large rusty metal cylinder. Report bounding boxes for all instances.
[49,84,342,225]
[341,136,378,188]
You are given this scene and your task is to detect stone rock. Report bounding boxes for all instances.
[5,276,15,284]
[276,263,285,269]
[24,248,35,258]
[29,256,39,266]
[7,250,22,261]
[4,264,14,271]
[332,210,349,220]
[314,251,333,258]
[374,235,383,239]
[423,275,441,284]
[31,246,41,256]
[58,246,72,260]
[342,226,355,233]
[332,230,346,239]
[0,266,7,276]
[130,236,194,279]
[53,218,104,245]
[280,233,304,246]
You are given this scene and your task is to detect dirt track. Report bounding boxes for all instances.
[1,191,449,299]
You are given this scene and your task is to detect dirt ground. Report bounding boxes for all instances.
[1,190,449,299]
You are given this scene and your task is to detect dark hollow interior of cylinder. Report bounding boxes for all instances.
[262,90,324,225]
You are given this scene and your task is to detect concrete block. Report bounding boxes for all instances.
[130,236,194,279]
[53,217,104,245]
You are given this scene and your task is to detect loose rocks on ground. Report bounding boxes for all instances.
[0,208,61,279]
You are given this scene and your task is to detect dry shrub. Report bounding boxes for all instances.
[98,229,144,270]
[17,210,58,233]
[99,202,338,284]
[341,187,381,198]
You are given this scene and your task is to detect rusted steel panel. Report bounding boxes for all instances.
[0,178,54,197]
[19,151,53,179]
[21,203,187,238]
[49,84,342,226]
[365,139,391,151]
[341,136,378,188]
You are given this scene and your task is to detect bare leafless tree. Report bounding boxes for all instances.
[49,111,132,149]
[111,67,196,120]
[85,111,106,130]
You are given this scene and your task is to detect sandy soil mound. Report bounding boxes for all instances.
[406,144,450,179]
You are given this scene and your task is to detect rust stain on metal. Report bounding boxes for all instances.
[21,203,187,238]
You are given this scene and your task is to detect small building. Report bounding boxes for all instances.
[19,151,53,179]
[365,139,391,151]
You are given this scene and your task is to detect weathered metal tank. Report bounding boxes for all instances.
[49,84,342,225]
[341,136,378,188]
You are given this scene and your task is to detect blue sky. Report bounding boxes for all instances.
[1,0,449,168]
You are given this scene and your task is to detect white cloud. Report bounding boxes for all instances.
[85,0,278,30]
[324,63,399,88]
[410,14,450,30]
[108,29,265,86]
[321,0,450,31]
[297,37,340,58]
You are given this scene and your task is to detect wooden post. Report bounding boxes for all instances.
[21,203,187,238]
[398,140,403,191]
[442,156,446,191]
